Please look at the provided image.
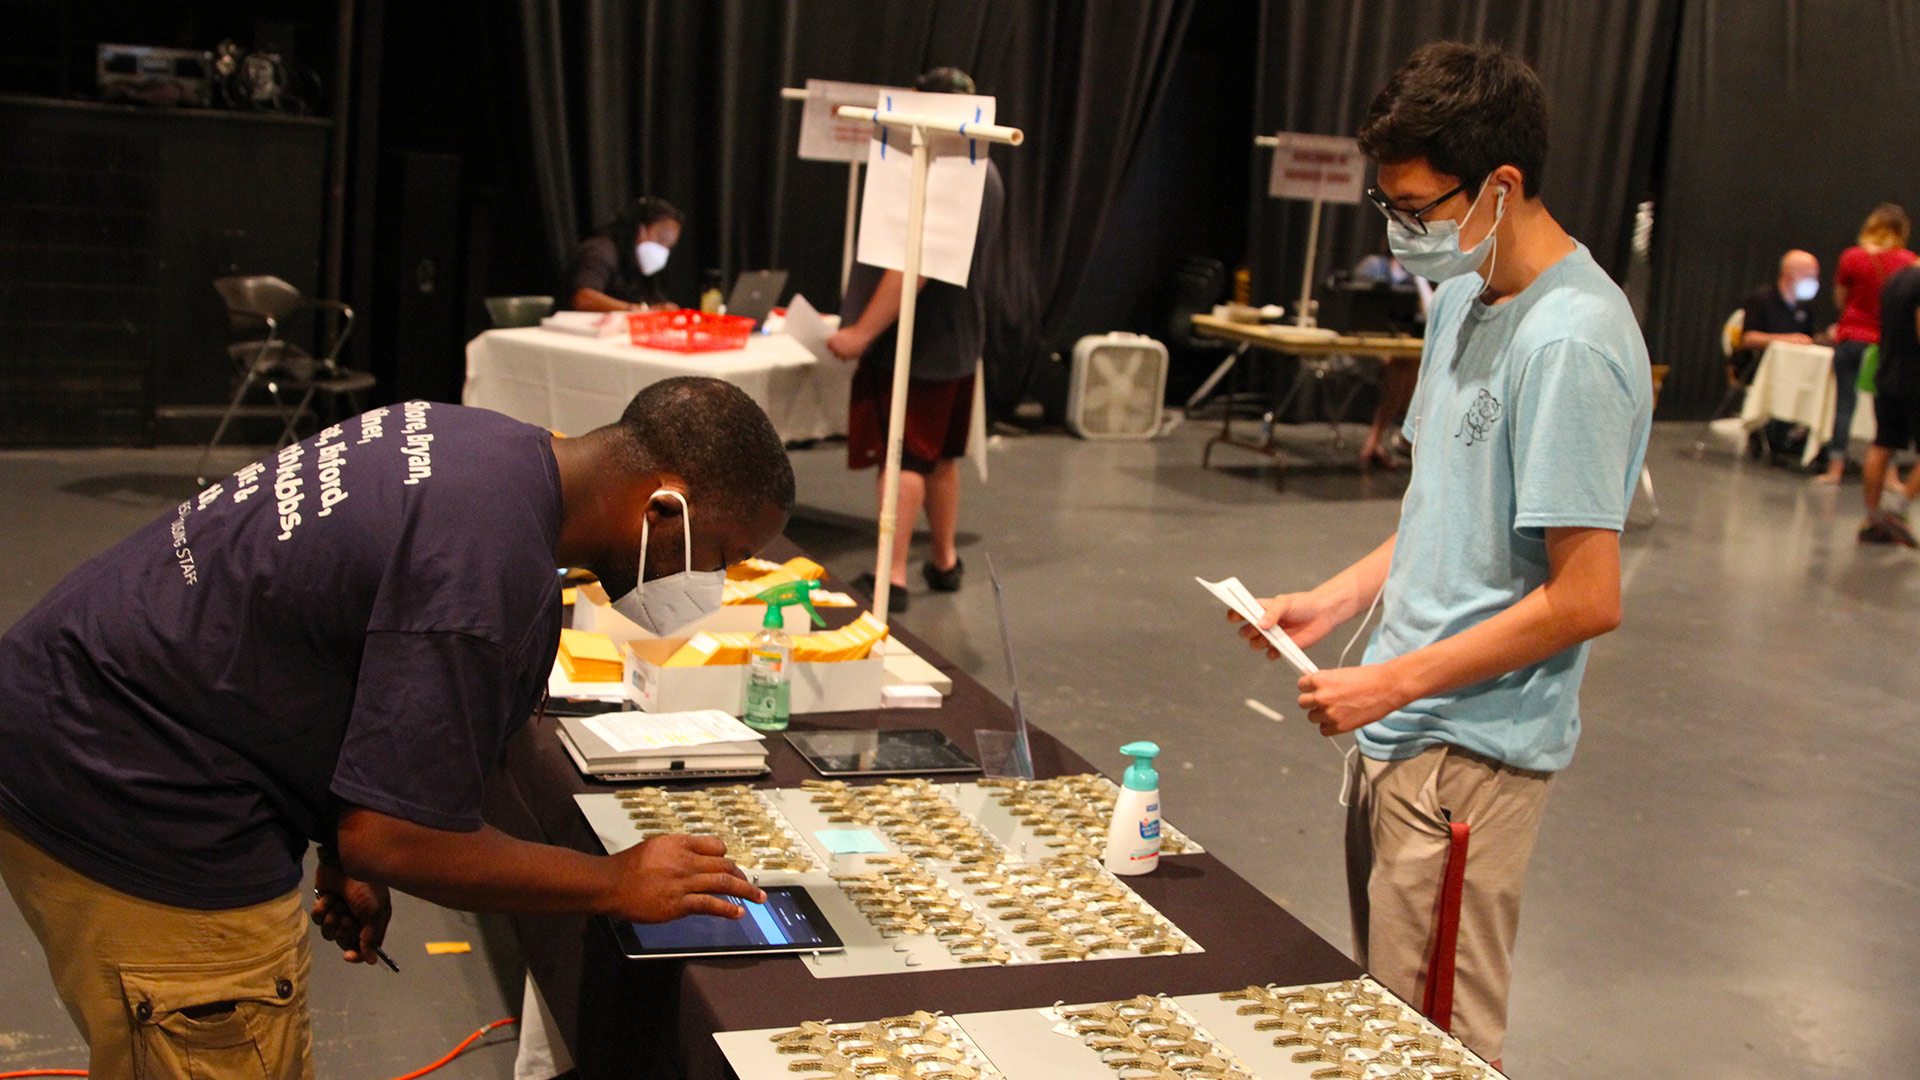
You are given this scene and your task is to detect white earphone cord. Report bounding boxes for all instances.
[1332,583,1384,808]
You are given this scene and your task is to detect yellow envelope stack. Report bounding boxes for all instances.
[722,570,799,605]
[726,558,785,581]
[663,632,757,667]
[791,612,890,663]
[660,613,890,668]
[557,628,624,682]
[722,557,833,605]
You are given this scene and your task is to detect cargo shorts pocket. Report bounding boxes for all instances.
[118,936,307,1080]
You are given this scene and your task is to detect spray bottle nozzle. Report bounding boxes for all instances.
[757,579,825,629]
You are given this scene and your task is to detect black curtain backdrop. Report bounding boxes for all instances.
[1645,0,1920,418]
[511,0,1200,410]
[1247,1,1680,324]
[362,0,1920,422]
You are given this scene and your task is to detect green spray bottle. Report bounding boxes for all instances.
[743,579,824,731]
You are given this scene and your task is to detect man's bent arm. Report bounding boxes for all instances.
[338,808,619,914]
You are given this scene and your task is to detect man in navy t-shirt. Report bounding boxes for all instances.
[0,377,792,1080]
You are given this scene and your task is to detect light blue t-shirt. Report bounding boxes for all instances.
[1356,243,1652,773]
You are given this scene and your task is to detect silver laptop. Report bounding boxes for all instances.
[555,716,769,782]
[726,270,788,327]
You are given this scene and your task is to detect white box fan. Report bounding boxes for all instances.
[1067,332,1169,440]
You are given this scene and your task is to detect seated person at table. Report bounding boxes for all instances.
[1732,249,1824,383]
[0,377,791,1080]
[1859,261,1920,545]
[567,195,684,312]
[1731,250,1826,463]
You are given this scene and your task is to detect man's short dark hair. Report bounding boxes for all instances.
[916,67,976,95]
[615,377,795,521]
[1358,42,1549,197]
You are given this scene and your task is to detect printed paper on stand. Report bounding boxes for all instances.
[854,90,995,288]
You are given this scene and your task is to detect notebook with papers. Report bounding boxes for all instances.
[556,710,770,781]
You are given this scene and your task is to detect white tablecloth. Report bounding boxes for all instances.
[463,327,854,442]
[1736,341,1876,464]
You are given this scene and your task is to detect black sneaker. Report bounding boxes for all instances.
[1879,512,1920,548]
[851,572,909,612]
[922,557,964,593]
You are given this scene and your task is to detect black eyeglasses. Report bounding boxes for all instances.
[1366,183,1469,235]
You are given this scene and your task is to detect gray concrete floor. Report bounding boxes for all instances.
[3,421,1918,1079]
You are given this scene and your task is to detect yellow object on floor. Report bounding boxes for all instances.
[424,941,472,955]
[557,628,623,681]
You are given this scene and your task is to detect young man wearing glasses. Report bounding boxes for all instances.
[1231,43,1652,1066]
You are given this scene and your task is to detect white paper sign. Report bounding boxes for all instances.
[1266,133,1365,204]
[855,90,995,288]
[798,80,897,163]
[783,293,837,364]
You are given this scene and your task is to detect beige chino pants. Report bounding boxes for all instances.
[1345,743,1551,1063]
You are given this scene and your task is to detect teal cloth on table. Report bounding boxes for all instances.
[814,829,888,855]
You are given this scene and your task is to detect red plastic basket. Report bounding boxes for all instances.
[627,310,755,352]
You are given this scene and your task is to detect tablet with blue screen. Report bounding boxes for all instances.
[610,886,843,959]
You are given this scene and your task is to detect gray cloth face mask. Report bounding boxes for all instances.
[610,489,724,635]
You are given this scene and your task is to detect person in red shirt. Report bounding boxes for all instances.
[1817,204,1915,484]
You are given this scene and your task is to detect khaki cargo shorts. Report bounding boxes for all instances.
[0,815,313,1080]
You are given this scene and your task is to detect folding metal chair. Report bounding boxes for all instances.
[197,276,372,486]
[1694,308,1751,456]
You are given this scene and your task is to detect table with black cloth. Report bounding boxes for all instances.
[483,540,1360,1080]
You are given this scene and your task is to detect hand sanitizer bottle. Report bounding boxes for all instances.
[1104,741,1162,876]
[743,580,822,732]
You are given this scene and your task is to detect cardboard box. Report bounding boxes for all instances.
[621,637,885,716]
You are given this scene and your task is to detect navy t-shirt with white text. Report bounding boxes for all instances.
[0,403,563,909]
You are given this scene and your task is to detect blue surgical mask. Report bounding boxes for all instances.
[1793,276,1818,302]
[1386,183,1507,283]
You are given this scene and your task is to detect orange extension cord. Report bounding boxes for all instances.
[0,1017,520,1080]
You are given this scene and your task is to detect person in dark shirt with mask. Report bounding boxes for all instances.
[1733,249,1824,383]
[567,196,684,312]
[0,377,790,1080]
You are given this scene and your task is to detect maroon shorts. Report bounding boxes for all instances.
[847,358,973,474]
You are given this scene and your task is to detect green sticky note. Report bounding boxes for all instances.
[815,829,887,855]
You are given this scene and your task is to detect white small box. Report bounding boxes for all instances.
[621,638,885,716]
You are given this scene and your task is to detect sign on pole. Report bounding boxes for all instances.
[1266,133,1365,204]
[855,89,995,287]
[797,80,892,163]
